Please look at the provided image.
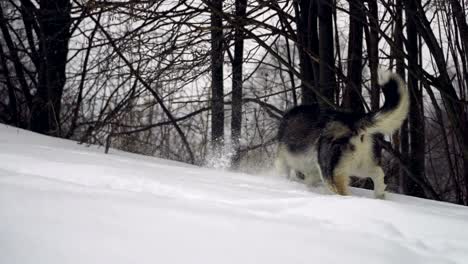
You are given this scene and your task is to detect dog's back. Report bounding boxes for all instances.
[277,104,322,154]
[277,105,366,155]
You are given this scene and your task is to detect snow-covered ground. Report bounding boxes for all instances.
[0,125,467,264]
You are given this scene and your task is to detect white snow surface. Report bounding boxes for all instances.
[1,125,467,264]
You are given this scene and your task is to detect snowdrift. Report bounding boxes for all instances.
[0,124,467,264]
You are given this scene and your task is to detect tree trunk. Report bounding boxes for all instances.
[394,0,409,194]
[230,0,247,169]
[0,3,33,111]
[31,0,71,136]
[210,0,224,152]
[0,43,19,125]
[365,0,381,190]
[296,0,319,105]
[448,0,468,64]
[405,0,426,197]
[342,0,364,113]
[367,0,379,111]
[448,4,468,196]
[318,0,336,108]
[407,0,468,203]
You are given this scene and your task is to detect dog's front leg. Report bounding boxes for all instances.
[303,165,323,187]
[275,156,291,179]
[370,167,386,199]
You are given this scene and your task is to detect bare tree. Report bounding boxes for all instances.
[295,0,319,105]
[318,0,336,108]
[342,0,365,113]
[210,0,225,154]
[231,0,247,168]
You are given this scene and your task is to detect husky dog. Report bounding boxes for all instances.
[276,71,409,199]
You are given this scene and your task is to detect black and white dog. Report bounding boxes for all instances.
[276,71,408,199]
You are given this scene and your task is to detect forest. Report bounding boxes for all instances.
[0,0,467,205]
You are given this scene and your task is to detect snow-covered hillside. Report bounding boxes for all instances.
[0,125,467,264]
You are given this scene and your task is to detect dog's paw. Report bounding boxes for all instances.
[304,178,321,188]
[375,192,386,200]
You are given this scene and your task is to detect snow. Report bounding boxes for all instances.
[0,124,467,264]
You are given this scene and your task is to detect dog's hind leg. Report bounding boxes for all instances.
[370,166,386,199]
[333,174,351,196]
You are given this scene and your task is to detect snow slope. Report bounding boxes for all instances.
[0,125,467,264]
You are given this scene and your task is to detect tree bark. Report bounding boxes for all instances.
[367,0,379,111]
[318,0,336,108]
[0,42,19,125]
[365,0,381,190]
[31,0,71,136]
[405,0,426,198]
[0,4,33,109]
[394,0,409,194]
[210,0,224,152]
[230,0,247,168]
[296,0,319,105]
[342,0,364,113]
[448,0,468,63]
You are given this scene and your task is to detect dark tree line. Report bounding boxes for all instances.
[0,0,71,135]
[1,0,467,205]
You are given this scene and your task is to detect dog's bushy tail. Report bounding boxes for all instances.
[363,71,409,135]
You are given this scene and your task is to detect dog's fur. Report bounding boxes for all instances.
[275,71,409,199]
